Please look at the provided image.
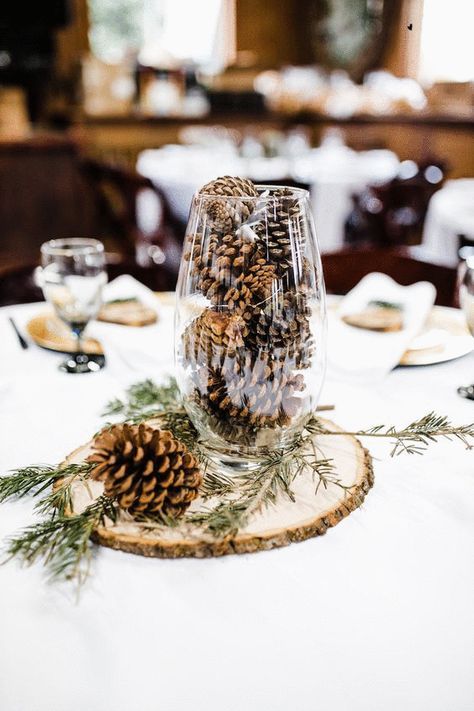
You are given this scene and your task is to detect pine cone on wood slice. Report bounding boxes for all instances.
[199,176,258,232]
[87,423,202,518]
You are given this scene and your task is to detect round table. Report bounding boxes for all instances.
[0,297,473,711]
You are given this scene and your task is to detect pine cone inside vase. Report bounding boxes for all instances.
[199,176,258,232]
[87,423,202,518]
[190,351,306,429]
[255,188,305,278]
[246,291,314,368]
[196,235,276,313]
[184,309,249,366]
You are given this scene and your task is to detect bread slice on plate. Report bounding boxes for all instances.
[342,306,403,332]
[98,299,157,327]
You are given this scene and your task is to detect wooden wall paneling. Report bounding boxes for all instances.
[71,114,474,179]
[0,137,99,265]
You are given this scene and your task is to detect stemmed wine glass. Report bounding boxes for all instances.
[36,238,107,373]
[458,248,474,399]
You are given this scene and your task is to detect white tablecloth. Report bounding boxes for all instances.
[422,179,474,266]
[0,298,473,711]
[137,145,399,253]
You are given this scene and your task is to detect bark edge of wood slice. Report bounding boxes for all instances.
[63,420,374,559]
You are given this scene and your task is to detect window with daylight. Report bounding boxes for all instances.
[418,0,473,82]
[88,0,235,72]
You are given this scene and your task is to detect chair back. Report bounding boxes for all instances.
[0,259,177,307]
[322,248,457,306]
[345,159,446,248]
[80,158,183,274]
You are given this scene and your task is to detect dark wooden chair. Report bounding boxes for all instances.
[321,247,457,307]
[0,136,100,267]
[345,159,446,248]
[80,158,184,276]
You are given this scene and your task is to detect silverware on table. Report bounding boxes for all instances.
[457,384,474,401]
[8,317,29,349]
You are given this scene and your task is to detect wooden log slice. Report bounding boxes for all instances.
[63,419,373,559]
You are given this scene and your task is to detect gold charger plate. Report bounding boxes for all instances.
[26,312,103,356]
[329,300,472,367]
[400,306,473,366]
[25,294,170,356]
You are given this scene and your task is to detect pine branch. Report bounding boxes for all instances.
[187,450,341,538]
[3,495,117,586]
[102,380,474,459]
[0,463,91,505]
[102,378,181,420]
[306,413,474,456]
[33,465,92,517]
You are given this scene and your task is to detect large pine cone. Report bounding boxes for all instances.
[199,176,258,232]
[87,424,202,518]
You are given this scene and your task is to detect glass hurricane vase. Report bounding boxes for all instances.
[175,185,326,470]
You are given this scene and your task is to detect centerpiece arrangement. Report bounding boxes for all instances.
[1,177,473,590]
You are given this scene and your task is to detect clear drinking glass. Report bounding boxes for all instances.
[458,252,474,400]
[460,259,474,334]
[37,238,107,373]
[175,185,326,470]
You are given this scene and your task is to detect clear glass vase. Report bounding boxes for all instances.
[175,184,326,470]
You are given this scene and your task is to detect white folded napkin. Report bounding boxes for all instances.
[326,273,436,383]
[89,275,175,384]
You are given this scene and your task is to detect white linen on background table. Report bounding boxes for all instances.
[327,273,436,382]
[137,145,399,252]
[0,297,473,711]
[422,179,474,266]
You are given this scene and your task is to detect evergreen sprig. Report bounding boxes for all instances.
[103,378,181,420]
[4,496,117,585]
[0,463,91,508]
[305,413,474,456]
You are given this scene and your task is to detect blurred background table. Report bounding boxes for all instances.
[422,179,474,265]
[137,141,399,251]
